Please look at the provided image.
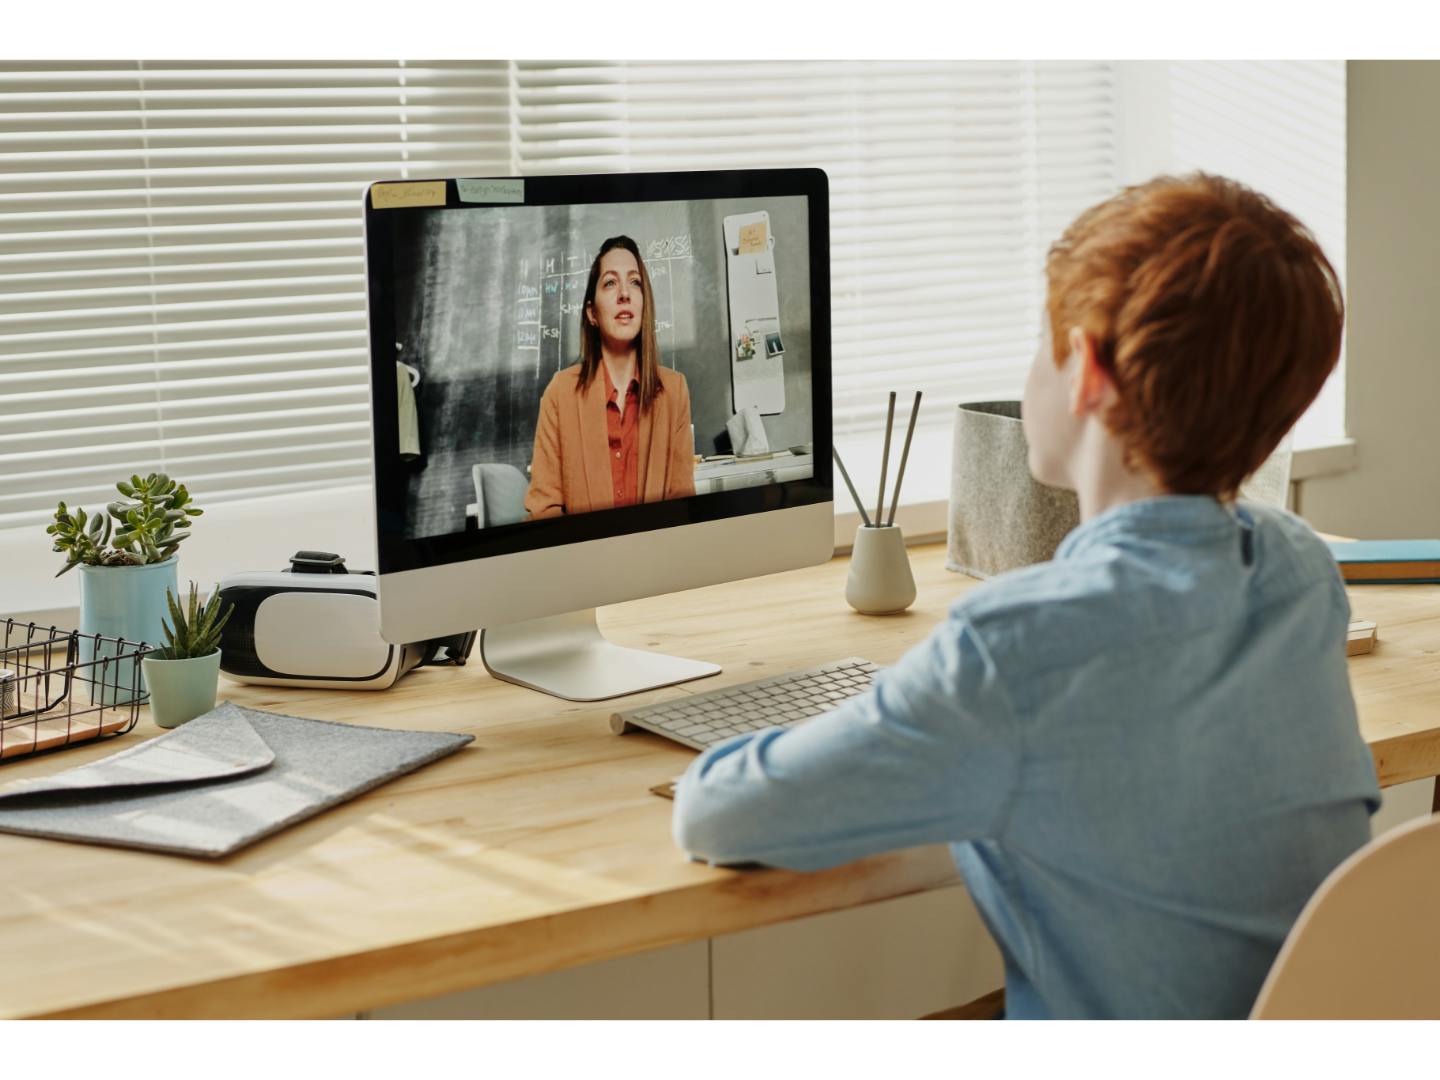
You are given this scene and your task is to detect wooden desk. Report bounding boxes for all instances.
[2,543,1438,1019]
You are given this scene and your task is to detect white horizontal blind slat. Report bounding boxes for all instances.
[0,60,514,529]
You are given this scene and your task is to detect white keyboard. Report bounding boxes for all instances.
[609,657,879,751]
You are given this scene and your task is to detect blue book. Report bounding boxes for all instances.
[1326,540,1440,584]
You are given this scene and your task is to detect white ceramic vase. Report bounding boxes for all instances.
[845,525,917,615]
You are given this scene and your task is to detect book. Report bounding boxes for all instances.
[1326,540,1440,583]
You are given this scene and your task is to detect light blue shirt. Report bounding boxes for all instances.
[673,497,1379,1019]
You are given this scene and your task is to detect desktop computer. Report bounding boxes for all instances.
[364,169,847,709]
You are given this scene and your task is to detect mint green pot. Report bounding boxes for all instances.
[141,651,220,729]
[78,557,178,704]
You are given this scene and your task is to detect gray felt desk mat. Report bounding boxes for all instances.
[0,701,473,859]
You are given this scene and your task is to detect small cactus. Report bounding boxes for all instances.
[156,582,233,661]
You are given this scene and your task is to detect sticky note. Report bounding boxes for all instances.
[457,178,525,204]
[370,181,447,210]
[738,220,767,254]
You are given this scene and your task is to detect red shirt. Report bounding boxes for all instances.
[603,365,641,508]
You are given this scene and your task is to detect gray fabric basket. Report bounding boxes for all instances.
[946,401,1080,579]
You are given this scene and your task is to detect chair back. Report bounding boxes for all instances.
[471,463,530,528]
[1251,814,1440,1018]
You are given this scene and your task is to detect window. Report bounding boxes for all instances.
[0,60,1347,554]
[0,61,510,532]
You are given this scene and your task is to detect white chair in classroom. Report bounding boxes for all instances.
[1250,813,1440,1019]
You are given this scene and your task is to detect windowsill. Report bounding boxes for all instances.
[1290,438,1358,481]
[833,438,1361,554]
[833,500,949,554]
[3,439,1359,622]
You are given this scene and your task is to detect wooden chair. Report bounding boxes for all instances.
[1251,814,1440,1019]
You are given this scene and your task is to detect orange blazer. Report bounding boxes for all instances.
[524,363,696,519]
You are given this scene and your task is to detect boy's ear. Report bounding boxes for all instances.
[1067,327,1115,417]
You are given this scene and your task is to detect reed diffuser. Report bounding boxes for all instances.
[834,391,922,614]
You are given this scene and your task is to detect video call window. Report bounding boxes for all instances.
[384,196,816,541]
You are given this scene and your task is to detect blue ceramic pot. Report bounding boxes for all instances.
[78,557,178,703]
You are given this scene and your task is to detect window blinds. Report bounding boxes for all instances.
[1,61,1342,533]
[0,61,510,530]
[514,60,1118,438]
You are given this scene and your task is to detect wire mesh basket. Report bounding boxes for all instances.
[0,619,152,763]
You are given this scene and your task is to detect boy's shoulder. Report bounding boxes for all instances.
[1240,500,1344,588]
[948,502,1341,680]
[950,552,1137,677]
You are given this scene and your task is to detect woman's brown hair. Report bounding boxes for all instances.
[576,235,664,412]
[1045,173,1344,500]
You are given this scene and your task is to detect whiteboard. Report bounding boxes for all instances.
[724,211,786,416]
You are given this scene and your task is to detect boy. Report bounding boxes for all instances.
[671,174,1380,1020]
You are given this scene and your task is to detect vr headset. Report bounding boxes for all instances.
[216,551,475,690]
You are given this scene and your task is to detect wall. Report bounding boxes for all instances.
[1300,61,1440,539]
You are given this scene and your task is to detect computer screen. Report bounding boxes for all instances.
[366,171,834,694]
[366,170,832,576]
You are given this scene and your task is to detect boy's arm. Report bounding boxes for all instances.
[672,613,1021,871]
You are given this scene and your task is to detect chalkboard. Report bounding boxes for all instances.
[391,195,813,537]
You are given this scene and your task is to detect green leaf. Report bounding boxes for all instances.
[207,600,235,652]
[116,481,135,497]
[186,508,204,517]
[165,589,187,655]
[165,586,184,628]
[200,591,230,643]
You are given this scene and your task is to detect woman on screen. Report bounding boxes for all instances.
[524,235,696,519]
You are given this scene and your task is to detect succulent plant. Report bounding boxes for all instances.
[154,582,233,661]
[47,473,204,577]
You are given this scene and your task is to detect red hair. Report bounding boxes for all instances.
[1045,173,1344,499]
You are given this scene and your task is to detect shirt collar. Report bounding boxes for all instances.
[601,364,639,401]
[1056,495,1240,560]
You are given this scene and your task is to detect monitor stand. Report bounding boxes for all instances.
[478,608,721,702]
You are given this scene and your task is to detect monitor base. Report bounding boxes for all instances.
[479,608,721,702]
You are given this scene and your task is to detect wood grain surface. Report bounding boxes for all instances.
[0,543,1435,1019]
